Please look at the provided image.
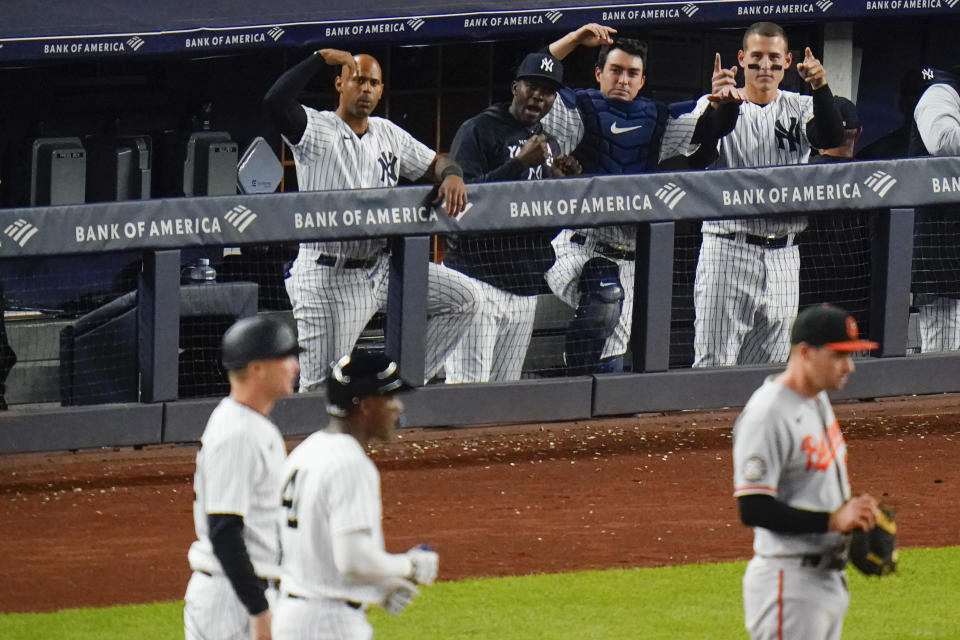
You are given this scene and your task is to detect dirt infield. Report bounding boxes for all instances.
[2,393,959,614]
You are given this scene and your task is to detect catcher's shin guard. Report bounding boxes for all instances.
[564,258,624,376]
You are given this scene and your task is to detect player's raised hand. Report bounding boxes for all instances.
[711,53,739,92]
[317,48,358,77]
[796,47,826,89]
[573,23,617,47]
[709,54,746,105]
[829,493,879,533]
[709,53,744,105]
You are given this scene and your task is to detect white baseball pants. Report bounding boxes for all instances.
[693,233,799,367]
[444,278,537,383]
[915,294,960,352]
[285,253,481,390]
[184,571,278,640]
[272,593,372,640]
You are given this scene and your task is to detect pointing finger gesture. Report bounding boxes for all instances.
[711,53,739,98]
[796,46,826,90]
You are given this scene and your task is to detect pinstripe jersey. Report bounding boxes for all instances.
[188,397,286,579]
[662,91,813,237]
[285,107,436,259]
[277,431,387,605]
[540,93,585,156]
[732,377,850,557]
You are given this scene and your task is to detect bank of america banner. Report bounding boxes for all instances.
[1,1,957,62]
[0,157,958,258]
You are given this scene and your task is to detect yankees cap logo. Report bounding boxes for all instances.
[540,57,554,72]
[610,123,643,135]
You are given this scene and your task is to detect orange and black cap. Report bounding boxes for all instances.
[790,304,878,352]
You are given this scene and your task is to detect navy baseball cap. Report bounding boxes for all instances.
[515,52,564,89]
[790,304,878,352]
[221,315,303,371]
[834,96,861,130]
[326,352,413,416]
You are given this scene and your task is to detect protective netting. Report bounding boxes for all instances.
[0,207,912,408]
[440,225,641,381]
[799,211,874,339]
[1,247,284,408]
[910,205,960,353]
[669,212,875,368]
[1,254,139,408]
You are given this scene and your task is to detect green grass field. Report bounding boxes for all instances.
[3,547,957,639]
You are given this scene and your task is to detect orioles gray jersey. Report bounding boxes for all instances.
[732,376,851,557]
[285,108,436,259]
[661,91,813,237]
[188,397,287,578]
[277,430,388,605]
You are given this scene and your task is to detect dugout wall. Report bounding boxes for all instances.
[2,3,960,452]
[2,157,960,453]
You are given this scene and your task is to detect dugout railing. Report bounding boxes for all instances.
[2,156,960,453]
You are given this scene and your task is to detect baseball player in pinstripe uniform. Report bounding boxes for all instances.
[909,67,960,352]
[265,49,481,391]
[733,304,879,639]
[660,22,844,368]
[184,315,301,640]
[273,353,438,639]
[540,24,669,375]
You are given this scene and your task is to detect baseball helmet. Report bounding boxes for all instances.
[221,315,303,371]
[326,352,411,416]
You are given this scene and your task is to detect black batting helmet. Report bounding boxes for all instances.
[221,315,302,371]
[326,352,411,416]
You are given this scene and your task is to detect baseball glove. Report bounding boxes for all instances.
[849,507,898,576]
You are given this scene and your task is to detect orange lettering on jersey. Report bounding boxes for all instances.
[800,420,845,471]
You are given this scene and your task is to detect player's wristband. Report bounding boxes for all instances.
[440,165,464,180]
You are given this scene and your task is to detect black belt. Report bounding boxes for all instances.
[286,593,362,609]
[800,553,848,571]
[714,232,793,249]
[315,254,379,269]
[259,577,281,591]
[570,232,636,261]
[197,570,279,590]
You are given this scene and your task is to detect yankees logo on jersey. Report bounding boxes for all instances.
[507,137,554,180]
[774,117,802,152]
[377,151,399,183]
